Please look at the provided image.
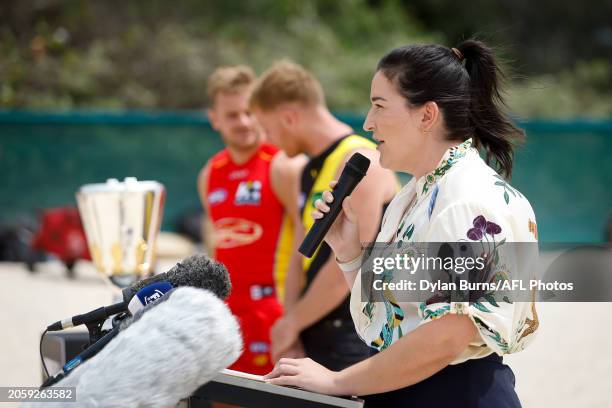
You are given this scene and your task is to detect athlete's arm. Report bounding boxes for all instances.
[270,148,396,359]
[270,152,308,360]
[270,152,308,308]
[291,148,394,320]
[196,161,216,256]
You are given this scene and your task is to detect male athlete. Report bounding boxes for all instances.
[198,65,305,375]
[250,61,398,371]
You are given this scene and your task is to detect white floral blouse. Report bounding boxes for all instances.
[349,138,540,364]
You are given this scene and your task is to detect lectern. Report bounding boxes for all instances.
[189,369,364,408]
[41,333,364,407]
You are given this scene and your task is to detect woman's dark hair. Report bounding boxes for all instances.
[377,39,524,178]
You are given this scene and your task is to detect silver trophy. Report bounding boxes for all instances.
[76,177,165,288]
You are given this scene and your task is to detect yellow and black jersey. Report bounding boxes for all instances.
[299,134,380,322]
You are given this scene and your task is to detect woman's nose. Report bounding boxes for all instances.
[363,109,375,132]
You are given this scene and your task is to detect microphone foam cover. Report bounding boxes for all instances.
[124,254,231,302]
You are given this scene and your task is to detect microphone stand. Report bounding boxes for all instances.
[41,312,129,389]
[85,311,129,348]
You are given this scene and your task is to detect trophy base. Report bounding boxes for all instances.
[109,274,139,289]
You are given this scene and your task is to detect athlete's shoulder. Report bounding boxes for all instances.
[209,148,231,169]
[332,134,378,165]
[257,142,280,162]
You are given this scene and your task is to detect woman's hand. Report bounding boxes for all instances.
[264,357,345,396]
[312,181,362,262]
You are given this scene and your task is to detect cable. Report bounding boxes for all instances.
[40,328,49,379]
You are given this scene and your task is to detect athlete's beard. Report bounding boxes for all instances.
[228,139,260,152]
[222,129,262,155]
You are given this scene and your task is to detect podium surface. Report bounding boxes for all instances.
[190,369,364,408]
[41,333,363,407]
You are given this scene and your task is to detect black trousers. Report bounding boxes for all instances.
[362,351,521,408]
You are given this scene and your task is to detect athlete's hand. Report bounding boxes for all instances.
[312,181,362,263]
[278,339,306,360]
[270,316,300,363]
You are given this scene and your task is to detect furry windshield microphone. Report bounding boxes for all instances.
[122,254,231,302]
[27,287,242,408]
[41,284,175,388]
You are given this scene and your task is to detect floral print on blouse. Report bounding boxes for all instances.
[349,138,540,364]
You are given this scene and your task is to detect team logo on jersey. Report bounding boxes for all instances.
[310,192,324,207]
[229,169,250,180]
[252,354,269,367]
[214,217,263,248]
[208,188,228,206]
[249,342,270,354]
[250,285,275,301]
[235,180,262,205]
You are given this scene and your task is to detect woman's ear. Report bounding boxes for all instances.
[421,101,439,132]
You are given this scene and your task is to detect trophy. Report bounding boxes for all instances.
[76,177,165,289]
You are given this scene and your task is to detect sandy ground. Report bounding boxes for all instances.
[0,255,610,407]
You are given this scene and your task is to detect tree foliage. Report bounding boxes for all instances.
[1,0,610,117]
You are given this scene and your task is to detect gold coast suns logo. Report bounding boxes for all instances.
[235,180,262,205]
[214,217,263,248]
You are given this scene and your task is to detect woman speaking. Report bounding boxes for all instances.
[264,39,539,407]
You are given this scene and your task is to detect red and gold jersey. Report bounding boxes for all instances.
[206,142,292,312]
[206,142,293,374]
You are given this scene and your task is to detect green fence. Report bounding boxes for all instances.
[1,111,610,244]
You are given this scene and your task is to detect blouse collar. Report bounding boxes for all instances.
[415,138,473,198]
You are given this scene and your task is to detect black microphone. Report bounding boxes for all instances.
[299,152,370,258]
[121,254,231,302]
[46,254,231,331]
[45,302,125,332]
[31,287,242,408]
[41,285,177,388]
[41,321,121,388]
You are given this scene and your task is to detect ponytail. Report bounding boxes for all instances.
[378,39,524,178]
[456,40,524,177]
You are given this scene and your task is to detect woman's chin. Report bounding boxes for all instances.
[378,155,392,170]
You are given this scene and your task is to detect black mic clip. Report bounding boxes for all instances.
[85,318,106,346]
[85,310,129,346]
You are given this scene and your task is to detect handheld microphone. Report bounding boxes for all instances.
[46,254,230,331]
[299,152,370,258]
[29,287,242,408]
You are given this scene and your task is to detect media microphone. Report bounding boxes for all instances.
[299,152,370,258]
[46,254,230,331]
[127,281,173,315]
[46,302,124,332]
[122,253,231,302]
[41,282,174,388]
[29,287,242,408]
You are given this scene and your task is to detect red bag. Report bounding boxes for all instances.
[32,206,91,263]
